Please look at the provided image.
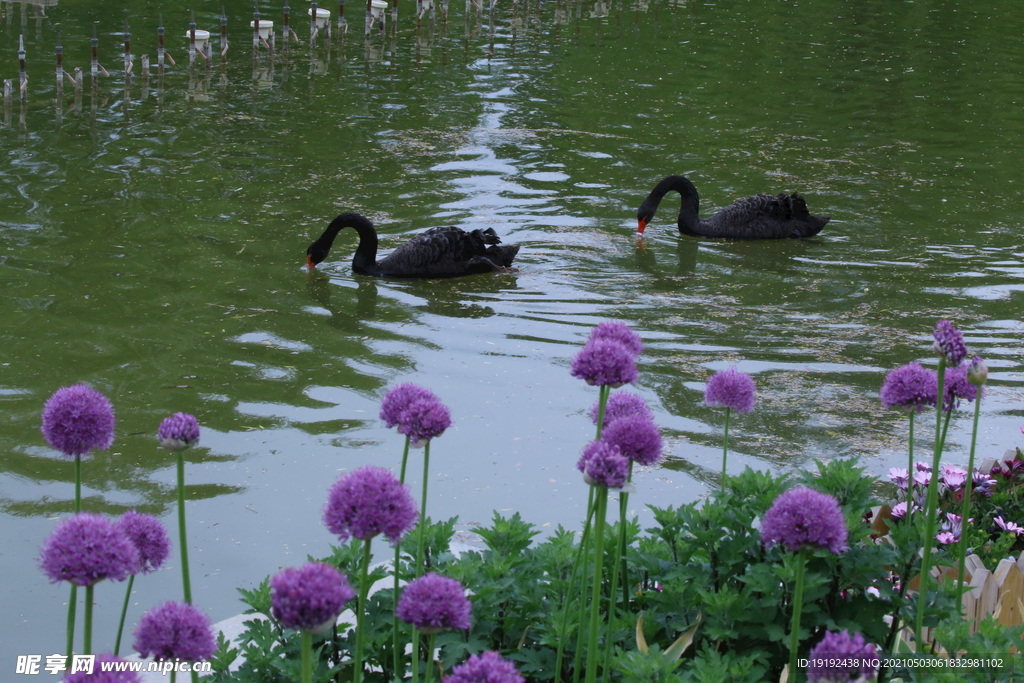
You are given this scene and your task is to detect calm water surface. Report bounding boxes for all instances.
[1,0,1022,662]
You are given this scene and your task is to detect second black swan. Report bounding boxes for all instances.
[306,213,520,278]
[636,175,829,240]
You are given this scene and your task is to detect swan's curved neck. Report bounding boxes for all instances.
[640,175,701,235]
[318,213,378,271]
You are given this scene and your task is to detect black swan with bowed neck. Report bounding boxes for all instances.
[636,175,829,239]
[306,213,520,278]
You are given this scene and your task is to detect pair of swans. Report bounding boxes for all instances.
[306,175,830,279]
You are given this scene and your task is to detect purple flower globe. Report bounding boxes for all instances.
[704,368,756,413]
[396,572,472,633]
[39,513,139,586]
[588,321,644,357]
[41,384,115,458]
[133,601,216,662]
[761,487,849,555]
[64,653,142,683]
[933,319,967,367]
[943,365,980,412]
[323,466,418,545]
[879,362,937,413]
[590,391,654,428]
[570,339,638,388]
[380,383,436,429]
[115,510,171,575]
[446,651,526,683]
[576,440,630,488]
[157,413,200,451]
[807,629,877,683]
[601,414,663,466]
[271,562,356,634]
[397,397,452,447]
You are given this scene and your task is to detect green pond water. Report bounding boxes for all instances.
[1,0,1022,663]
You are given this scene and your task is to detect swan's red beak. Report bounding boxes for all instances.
[637,218,647,236]
[306,254,316,269]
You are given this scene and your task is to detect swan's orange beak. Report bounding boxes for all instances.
[306,255,316,269]
[637,218,647,236]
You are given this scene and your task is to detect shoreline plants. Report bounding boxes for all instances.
[34,319,1024,682]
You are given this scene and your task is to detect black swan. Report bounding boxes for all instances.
[636,175,829,240]
[306,213,520,278]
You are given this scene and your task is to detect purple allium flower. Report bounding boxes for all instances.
[943,365,980,412]
[879,362,937,413]
[967,356,988,386]
[380,383,436,428]
[133,601,216,662]
[761,487,849,555]
[157,413,200,451]
[115,510,170,575]
[807,629,877,683]
[570,340,638,388]
[940,465,968,491]
[64,653,142,683]
[576,440,630,488]
[271,562,356,634]
[323,466,418,545]
[41,384,115,458]
[888,467,910,490]
[395,572,472,633]
[587,321,644,357]
[397,397,452,447]
[933,319,968,367]
[704,367,756,413]
[600,414,663,466]
[445,651,526,683]
[39,513,139,586]
[590,391,654,428]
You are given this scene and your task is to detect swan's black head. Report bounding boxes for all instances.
[306,242,330,269]
[636,204,656,235]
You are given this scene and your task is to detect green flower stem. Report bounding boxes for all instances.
[556,494,594,683]
[584,486,609,683]
[915,357,947,652]
[594,386,610,440]
[394,435,412,680]
[788,548,808,682]
[301,631,313,683]
[571,487,596,683]
[415,440,432,578]
[67,454,82,666]
[424,632,438,683]
[721,406,731,484]
[353,537,373,683]
[177,450,193,604]
[114,574,135,655]
[65,584,77,667]
[906,411,915,523]
[603,461,635,681]
[83,584,94,655]
[956,386,985,606]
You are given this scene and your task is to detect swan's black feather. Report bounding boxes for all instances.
[306,214,519,279]
[637,175,829,240]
